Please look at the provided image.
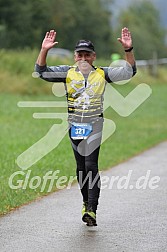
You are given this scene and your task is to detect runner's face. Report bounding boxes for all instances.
[74,51,96,73]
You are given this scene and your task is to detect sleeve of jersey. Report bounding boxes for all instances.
[103,63,137,83]
[34,64,70,83]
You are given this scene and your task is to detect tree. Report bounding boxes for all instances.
[0,0,50,48]
[49,0,113,57]
[0,0,114,57]
[115,0,166,59]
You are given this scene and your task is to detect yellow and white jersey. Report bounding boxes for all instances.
[35,63,136,122]
[66,67,106,121]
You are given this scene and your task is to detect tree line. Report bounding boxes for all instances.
[0,0,166,59]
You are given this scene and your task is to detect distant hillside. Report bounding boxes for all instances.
[110,0,167,28]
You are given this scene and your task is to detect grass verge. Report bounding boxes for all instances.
[0,81,167,215]
[0,49,166,215]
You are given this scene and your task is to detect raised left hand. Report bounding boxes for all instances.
[117,27,132,49]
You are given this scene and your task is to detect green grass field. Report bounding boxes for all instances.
[0,49,167,215]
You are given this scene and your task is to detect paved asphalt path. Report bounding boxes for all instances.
[0,141,167,252]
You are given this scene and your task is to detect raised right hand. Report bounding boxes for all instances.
[41,30,58,50]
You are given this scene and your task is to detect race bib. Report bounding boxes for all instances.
[71,123,92,139]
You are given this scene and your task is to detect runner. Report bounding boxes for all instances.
[35,27,136,226]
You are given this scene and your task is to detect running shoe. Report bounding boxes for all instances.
[82,202,88,218]
[82,210,97,226]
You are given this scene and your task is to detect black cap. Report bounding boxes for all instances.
[75,40,95,52]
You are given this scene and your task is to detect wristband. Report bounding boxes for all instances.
[125,47,133,52]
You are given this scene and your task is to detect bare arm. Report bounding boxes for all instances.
[117,27,135,66]
[36,30,58,66]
